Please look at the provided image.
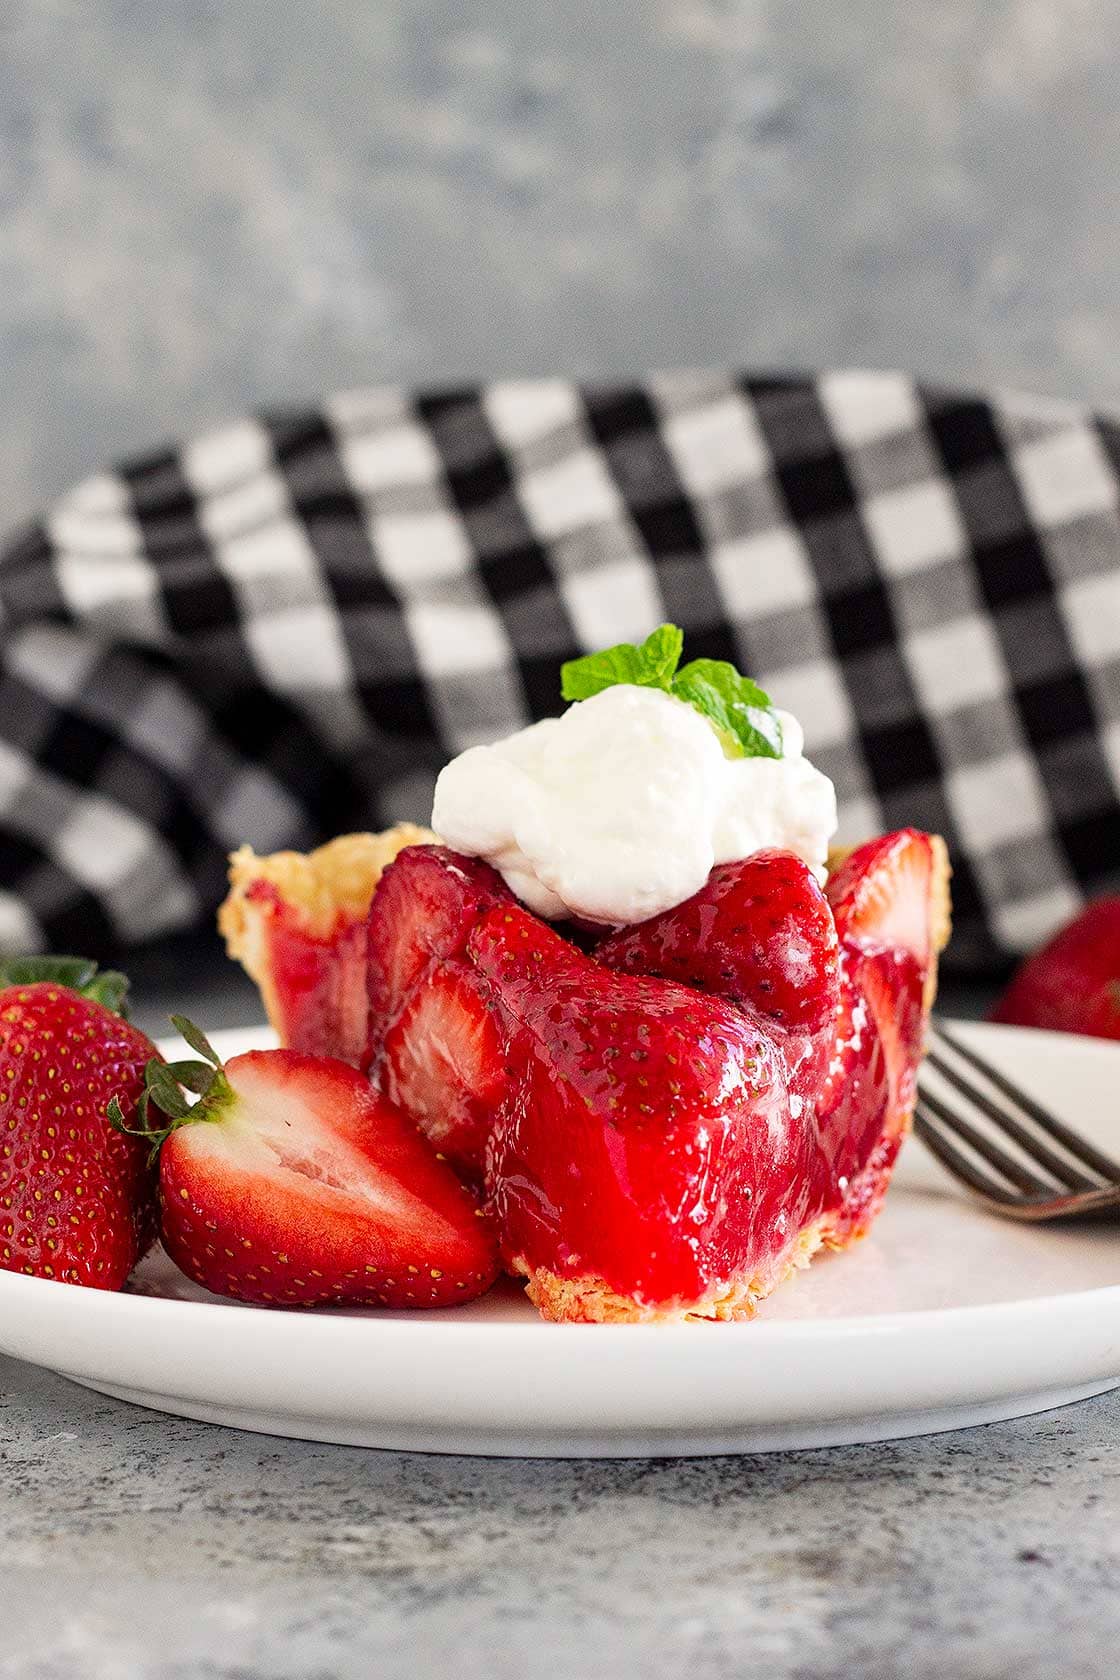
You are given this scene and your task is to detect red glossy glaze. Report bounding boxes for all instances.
[596,850,840,1035]
[380,957,508,1177]
[473,905,820,1310]
[596,849,841,1106]
[246,881,371,1067]
[367,846,511,1046]
[812,952,892,1195]
[348,829,941,1316]
[821,832,933,1244]
[473,827,938,1315]
[366,845,513,1167]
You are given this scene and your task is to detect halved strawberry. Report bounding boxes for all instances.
[113,1021,499,1309]
[596,850,840,1037]
[989,898,1120,1041]
[822,829,950,1241]
[379,959,507,1175]
[826,830,949,975]
[367,845,512,1045]
[472,904,817,1322]
[218,826,435,1066]
[366,845,513,1170]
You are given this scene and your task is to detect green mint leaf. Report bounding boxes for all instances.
[560,623,684,701]
[559,624,784,759]
[670,659,784,760]
[632,623,684,686]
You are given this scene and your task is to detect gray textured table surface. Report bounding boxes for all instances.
[3,1356,1118,1680]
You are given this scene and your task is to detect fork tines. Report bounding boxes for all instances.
[915,1022,1120,1211]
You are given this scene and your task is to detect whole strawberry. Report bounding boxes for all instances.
[0,957,160,1288]
[989,899,1120,1041]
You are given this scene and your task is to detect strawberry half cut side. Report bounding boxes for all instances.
[112,1019,499,1309]
[366,845,514,1174]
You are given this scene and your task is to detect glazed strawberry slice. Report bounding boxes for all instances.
[366,845,512,1173]
[810,953,895,1244]
[114,1021,499,1309]
[472,904,819,1322]
[595,849,841,1098]
[219,826,435,1066]
[379,959,508,1174]
[989,899,1120,1040]
[366,845,511,1044]
[596,850,840,1035]
[821,829,950,1241]
[826,829,948,976]
[826,829,947,1088]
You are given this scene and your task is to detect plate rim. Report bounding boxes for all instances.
[1,1260,1118,1340]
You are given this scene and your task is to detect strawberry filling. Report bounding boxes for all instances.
[222,825,944,1320]
[472,905,818,1313]
[243,880,373,1067]
[351,831,944,1319]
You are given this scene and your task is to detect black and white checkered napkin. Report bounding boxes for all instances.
[1,370,1118,972]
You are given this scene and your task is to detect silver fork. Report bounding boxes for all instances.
[914,1021,1120,1221]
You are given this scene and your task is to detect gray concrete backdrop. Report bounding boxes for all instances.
[3,0,1119,529]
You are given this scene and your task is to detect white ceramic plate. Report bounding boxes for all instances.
[1,1021,1118,1457]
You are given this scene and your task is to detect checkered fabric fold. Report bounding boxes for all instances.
[1,370,1118,971]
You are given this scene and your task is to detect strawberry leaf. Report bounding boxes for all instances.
[0,955,134,1018]
[0,955,98,991]
[84,970,131,1016]
[108,1025,230,1165]
[163,1058,221,1095]
[146,1063,192,1121]
[169,1015,222,1067]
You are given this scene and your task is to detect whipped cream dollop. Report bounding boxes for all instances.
[431,684,837,927]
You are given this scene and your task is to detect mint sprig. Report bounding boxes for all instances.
[560,625,784,760]
[560,623,683,699]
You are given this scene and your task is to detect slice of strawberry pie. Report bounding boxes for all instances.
[219,824,434,1066]
[218,625,952,1323]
